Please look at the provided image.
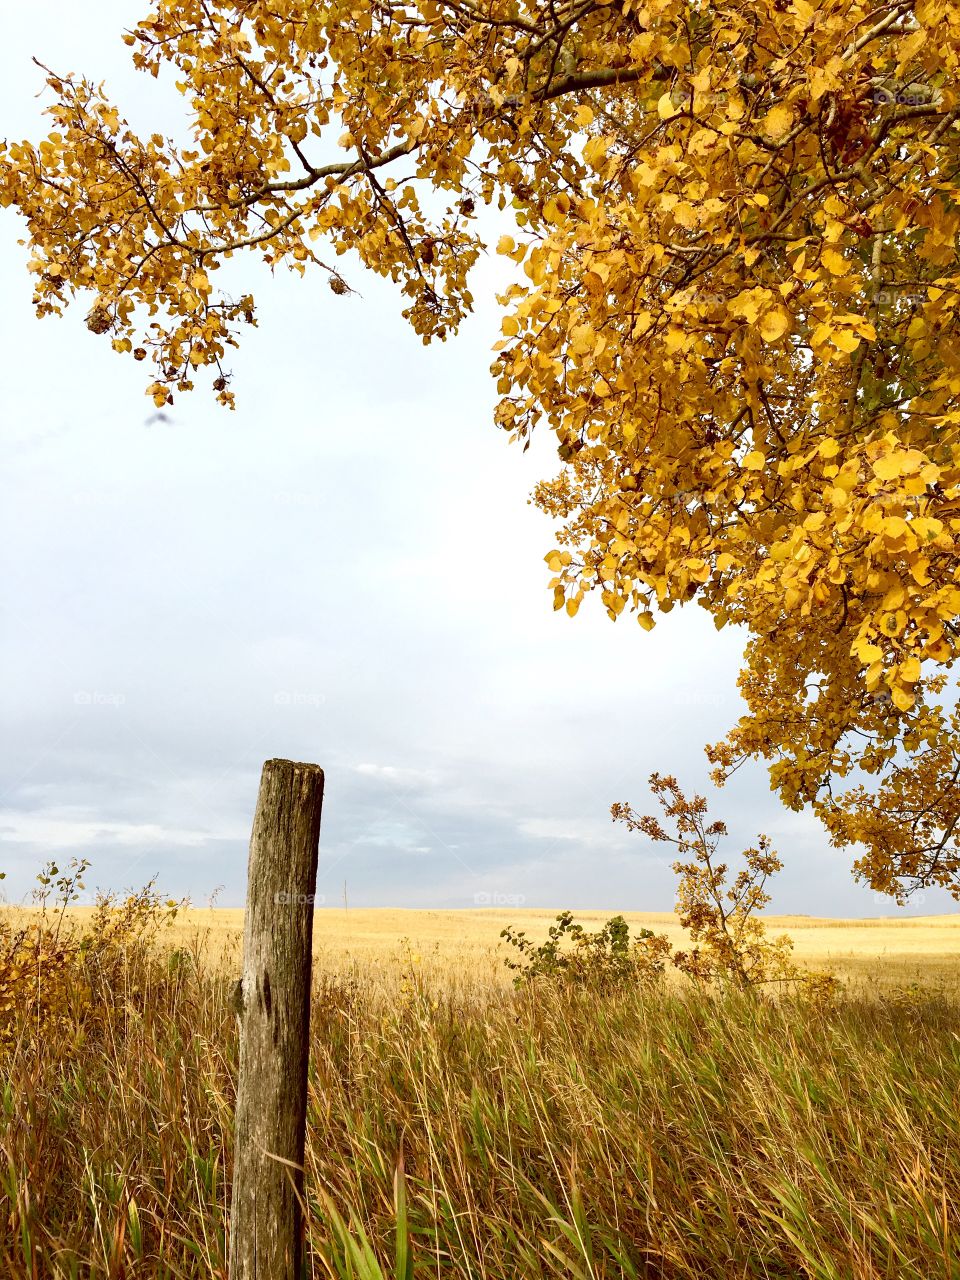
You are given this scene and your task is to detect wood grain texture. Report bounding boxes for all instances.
[228,759,324,1280]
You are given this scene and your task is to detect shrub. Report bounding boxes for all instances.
[0,858,184,1048]
[501,909,671,991]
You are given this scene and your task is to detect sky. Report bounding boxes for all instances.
[0,4,951,916]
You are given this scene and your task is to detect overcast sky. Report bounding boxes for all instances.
[0,4,950,916]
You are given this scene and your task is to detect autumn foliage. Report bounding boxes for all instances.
[4,0,960,897]
[0,859,182,1049]
[612,774,834,994]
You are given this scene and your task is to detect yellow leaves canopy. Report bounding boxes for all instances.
[5,0,960,896]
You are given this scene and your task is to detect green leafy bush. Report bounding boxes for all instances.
[500,910,671,991]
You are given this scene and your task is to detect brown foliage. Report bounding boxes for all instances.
[614,774,838,996]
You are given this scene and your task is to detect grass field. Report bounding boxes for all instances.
[1,905,959,1278]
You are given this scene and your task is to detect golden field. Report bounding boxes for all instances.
[14,903,955,989]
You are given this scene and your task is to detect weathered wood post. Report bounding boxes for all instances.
[229,758,325,1280]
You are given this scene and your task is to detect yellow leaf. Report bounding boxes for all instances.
[880,515,909,542]
[684,558,710,582]
[855,641,883,663]
[763,105,794,140]
[911,558,932,585]
[833,329,860,353]
[583,135,612,167]
[760,308,790,342]
[911,517,943,542]
[821,247,849,276]
[891,687,915,712]
[673,201,697,228]
[899,656,921,684]
[872,453,905,481]
[742,451,765,470]
[570,323,595,355]
[731,292,763,324]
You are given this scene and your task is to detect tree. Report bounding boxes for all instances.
[4,0,960,899]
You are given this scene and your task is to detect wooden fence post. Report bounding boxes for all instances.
[229,758,325,1280]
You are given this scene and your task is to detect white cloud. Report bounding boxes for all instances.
[0,812,237,850]
[354,764,440,789]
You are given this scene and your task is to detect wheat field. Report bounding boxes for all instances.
[131,904,960,990]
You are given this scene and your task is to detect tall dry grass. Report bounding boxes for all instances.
[1,895,959,1279]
